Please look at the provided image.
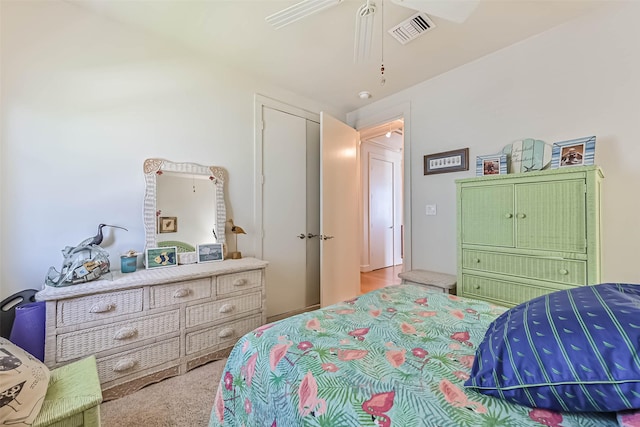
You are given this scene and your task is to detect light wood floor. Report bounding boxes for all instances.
[360,264,403,294]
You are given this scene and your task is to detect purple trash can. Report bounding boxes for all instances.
[9,301,46,361]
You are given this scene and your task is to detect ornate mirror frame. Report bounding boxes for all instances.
[143,158,227,252]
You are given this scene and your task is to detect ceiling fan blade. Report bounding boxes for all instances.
[390,0,480,23]
[266,0,345,29]
[353,0,377,63]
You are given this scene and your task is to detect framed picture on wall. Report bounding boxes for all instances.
[145,246,178,269]
[158,216,178,233]
[424,148,469,175]
[197,243,224,263]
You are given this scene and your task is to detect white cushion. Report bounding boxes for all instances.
[0,337,50,426]
[398,269,456,290]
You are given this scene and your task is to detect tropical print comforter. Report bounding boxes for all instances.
[210,284,616,427]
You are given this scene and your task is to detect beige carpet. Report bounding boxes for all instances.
[101,359,226,427]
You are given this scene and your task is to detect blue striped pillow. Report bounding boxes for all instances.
[465,283,640,412]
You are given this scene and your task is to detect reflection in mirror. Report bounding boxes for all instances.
[143,159,226,263]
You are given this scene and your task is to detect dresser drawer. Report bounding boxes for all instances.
[186,292,262,328]
[462,250,586,285]
[461,274,570,307]
[149,278,212,309]
[216,270,262,295]
[97,337,180,383]
[186,315,262,355]
[57,310,180,362]
[56,289,143,327]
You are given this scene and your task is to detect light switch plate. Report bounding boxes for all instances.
[426,204,437,216]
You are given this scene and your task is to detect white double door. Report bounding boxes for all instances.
[261,106,360,318]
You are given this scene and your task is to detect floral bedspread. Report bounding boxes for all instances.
[210,284,616,427]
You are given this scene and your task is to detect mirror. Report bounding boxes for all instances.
[143,159,226,262]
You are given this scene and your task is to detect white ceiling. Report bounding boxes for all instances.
[66,0,611,112]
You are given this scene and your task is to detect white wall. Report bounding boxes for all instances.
[0,0,344,298]
[348,2,640,283]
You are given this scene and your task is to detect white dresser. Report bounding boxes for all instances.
[36,257,267,400]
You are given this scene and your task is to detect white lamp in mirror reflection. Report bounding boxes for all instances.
[228,219,246,259]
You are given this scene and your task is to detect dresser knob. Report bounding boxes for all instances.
[219,304,235,314]
[474,285,481,290]
[517,213,527,219]
[505,213,513,218]
[473,258,480,263]
[114,327,138,340]
[559,269,569,275]
[173,288,191,298]
[233,279,248,287]
[218,328,234,339]
[113,358,137,372]
[90,301,115,313]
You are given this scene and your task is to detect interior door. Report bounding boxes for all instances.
[320,112,360,307]
[369,157,394,269]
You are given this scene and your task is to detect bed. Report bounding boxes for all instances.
[209,284,618,426]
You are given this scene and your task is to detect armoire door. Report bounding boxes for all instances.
[515,180,587,252]
[460,184,515,247]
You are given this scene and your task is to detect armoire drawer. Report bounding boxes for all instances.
[461,274,572,307]
[185,291,262,328]
[216,270,262,296]
[56,310,180,362]
[56,288,143,327]
[462,250,586,285]
[186,315,262,355]
[97,337,180,383]
[149,277,212,308]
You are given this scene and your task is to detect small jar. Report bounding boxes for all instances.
[120,255,137,273]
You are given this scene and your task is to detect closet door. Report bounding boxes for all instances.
[263,108,309,318]
[305,120,321,307]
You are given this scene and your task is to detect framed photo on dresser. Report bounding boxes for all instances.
[145,246,178,269]
[197,243,224,263]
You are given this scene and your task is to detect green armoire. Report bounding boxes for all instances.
[456,166,603,307]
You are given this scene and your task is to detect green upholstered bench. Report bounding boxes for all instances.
[33,356,103,427]
[398,269,457,294]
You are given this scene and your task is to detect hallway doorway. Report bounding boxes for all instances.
[359,119,404,273]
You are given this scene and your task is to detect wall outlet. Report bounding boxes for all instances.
[426,204,437,216]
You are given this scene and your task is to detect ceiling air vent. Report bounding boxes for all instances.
[388,12,436,45]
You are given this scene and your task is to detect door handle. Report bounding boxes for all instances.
[297,233,306,239]
[320,235,334,240]
[307,233,318,239]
